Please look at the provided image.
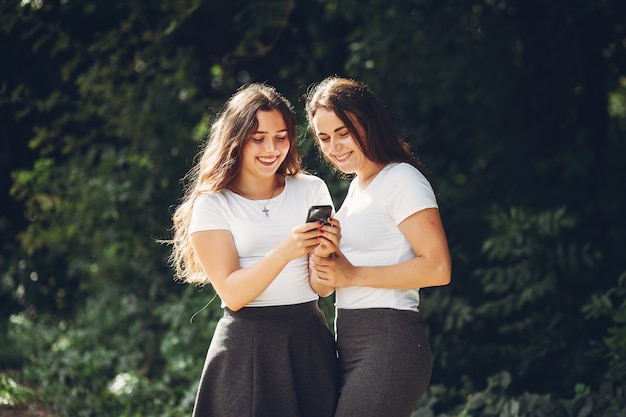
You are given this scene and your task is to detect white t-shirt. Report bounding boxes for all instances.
[190,174,334,307]
[335,162,438,311]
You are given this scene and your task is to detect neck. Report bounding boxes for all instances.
[357,162,385,187]
[231,175,280,200]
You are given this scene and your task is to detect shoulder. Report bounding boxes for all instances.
[386,162,424,176]
[195,190,224,201]
[383,163,429,184]
[194,190,229,208]
[190,191,232,232]
[380,163,436,202]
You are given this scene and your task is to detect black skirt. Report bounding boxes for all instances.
[334,308,433,417]
[192,301,338,417]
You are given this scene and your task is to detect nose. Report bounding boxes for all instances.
[329,137,340,152]
[264,138,277,153]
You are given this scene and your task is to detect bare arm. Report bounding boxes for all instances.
[308,218,341,297]
[311,208,451,289]
[191,223,322,311]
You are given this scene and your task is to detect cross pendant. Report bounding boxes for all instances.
[262,207,269,217]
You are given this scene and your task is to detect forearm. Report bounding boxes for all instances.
[218,249,290,310]
[350,256,451,290]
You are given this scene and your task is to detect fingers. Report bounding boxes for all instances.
[303,218,340,233]
[295,218,343,258]
[318,231,339,248]
[318,221,340,244]
[310,253,324,265]
[281,229,320,260]
[311,265,337,286]
[298,223,331,246]
[293,223,324,241]
[282,217,342,261]
[326,217,340,228]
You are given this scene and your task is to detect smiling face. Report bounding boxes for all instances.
[311,107,376,176]
[240,109,291,181]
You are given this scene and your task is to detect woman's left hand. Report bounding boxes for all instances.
[310,248,355,288]
[313,218,341,258]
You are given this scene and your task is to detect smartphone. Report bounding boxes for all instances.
[306,205,333,226]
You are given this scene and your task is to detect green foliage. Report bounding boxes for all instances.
[467,206,608,393]
[456,373,560,417]
[8,285,212,417]
[2,0,626,415]
[412,373,626,417]
[0,373,35,407]
[583,272,626,388]
[453,372,626,417]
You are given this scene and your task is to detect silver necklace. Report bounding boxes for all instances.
[232,180,278,217]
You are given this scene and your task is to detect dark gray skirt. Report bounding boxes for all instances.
[334,308,433,417]
[192,301,338,417]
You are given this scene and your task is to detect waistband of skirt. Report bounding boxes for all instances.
[336,307,421,319]
[224,300,320,320]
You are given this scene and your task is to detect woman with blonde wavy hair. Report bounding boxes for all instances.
[168,83,339,417]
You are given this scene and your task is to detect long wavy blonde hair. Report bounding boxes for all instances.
[167,83,301,284]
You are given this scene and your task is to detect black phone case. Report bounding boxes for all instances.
[306,205,332,225]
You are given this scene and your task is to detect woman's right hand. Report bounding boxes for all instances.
[276,221,326,262]
[190,221,324,310]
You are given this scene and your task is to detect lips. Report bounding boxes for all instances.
[257,156,278,165]
[334,151,352,162]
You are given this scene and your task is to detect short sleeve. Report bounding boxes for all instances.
[386,164,438,225]
[189,193,230,234]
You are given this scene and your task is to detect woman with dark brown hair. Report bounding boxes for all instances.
[306,76,452,417]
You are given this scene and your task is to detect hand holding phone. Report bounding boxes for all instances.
[306,205,333,226]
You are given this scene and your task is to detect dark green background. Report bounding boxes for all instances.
[1,0,625,415]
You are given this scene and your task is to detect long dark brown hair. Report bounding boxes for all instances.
[305,76,427,176]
